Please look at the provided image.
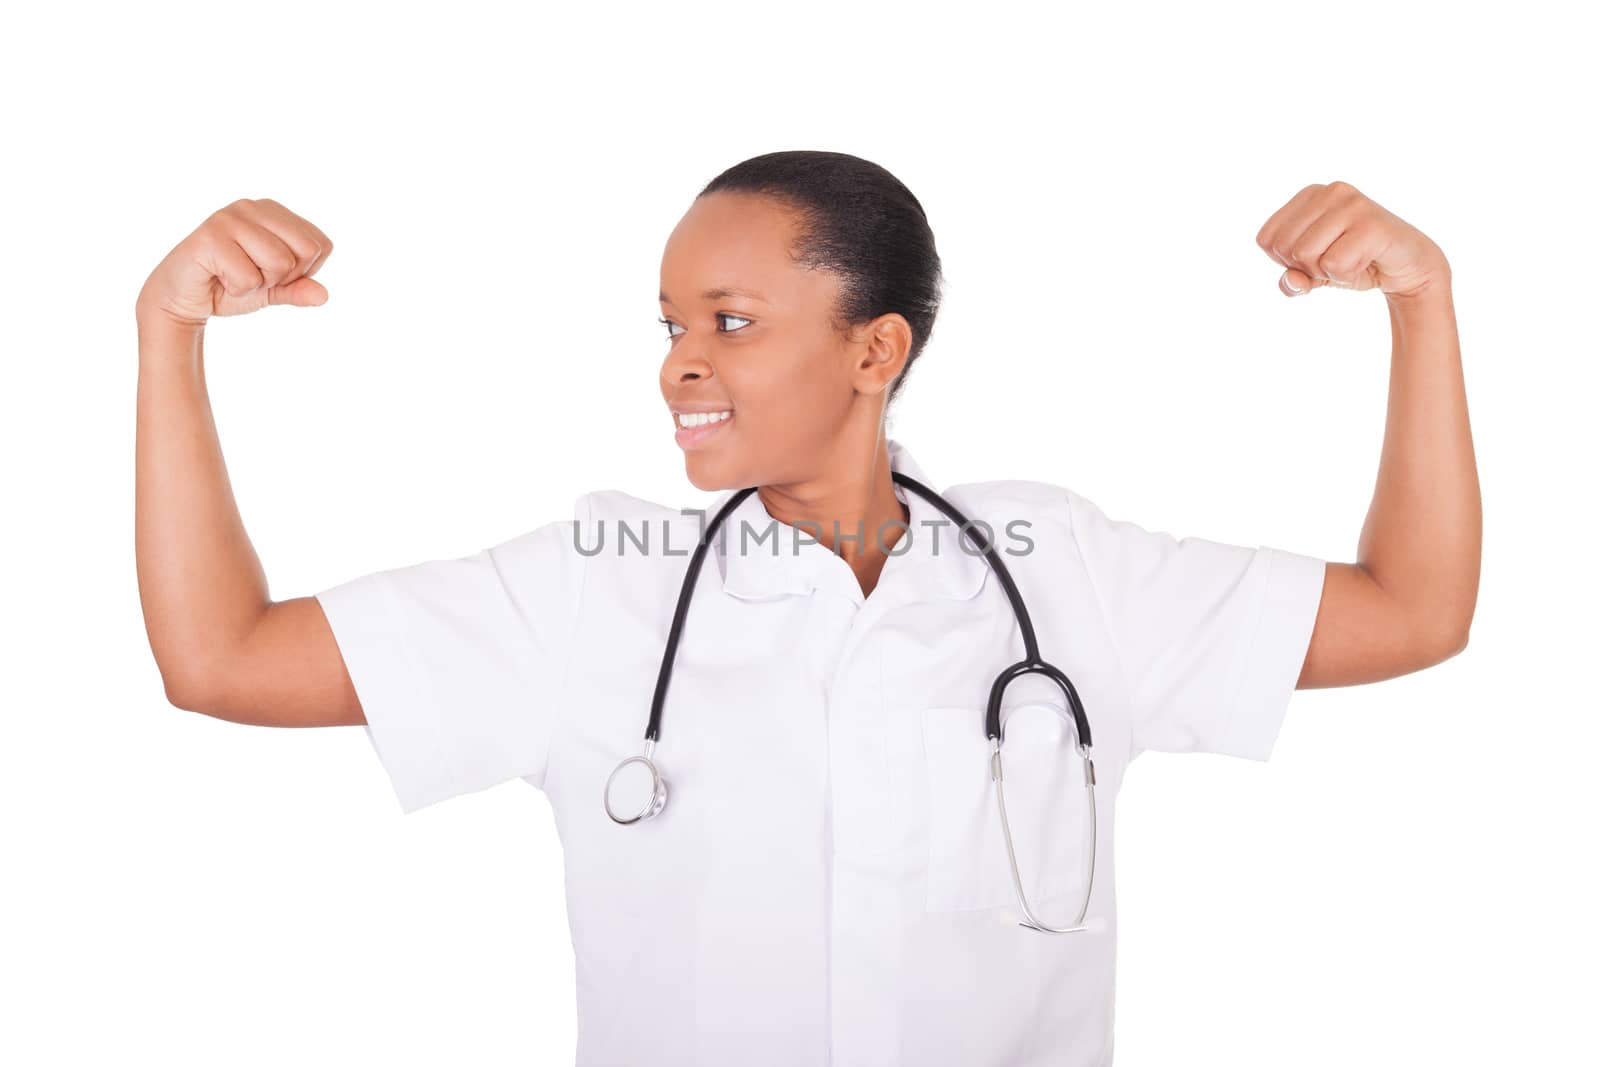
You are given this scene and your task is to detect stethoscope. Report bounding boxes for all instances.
[603,471,1100,935]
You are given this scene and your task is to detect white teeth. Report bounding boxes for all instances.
[677,411,732,428]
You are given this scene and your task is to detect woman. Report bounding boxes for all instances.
[134,151,1480,1066]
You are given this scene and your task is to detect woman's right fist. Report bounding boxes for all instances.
[137,198,334,327]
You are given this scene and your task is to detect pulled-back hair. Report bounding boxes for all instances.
[699,150,944,409]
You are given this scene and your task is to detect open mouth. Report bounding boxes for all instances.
[674,410,733,449]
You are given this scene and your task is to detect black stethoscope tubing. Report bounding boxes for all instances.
[614,470,1102,933]
[644,472,1093,751]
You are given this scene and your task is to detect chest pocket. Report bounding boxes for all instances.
[920,698,1093,913]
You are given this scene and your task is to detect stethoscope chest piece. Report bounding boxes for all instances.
[606,473,1101,935]
[605,741,668,825]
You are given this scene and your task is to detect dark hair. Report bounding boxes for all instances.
[698,150,944,410]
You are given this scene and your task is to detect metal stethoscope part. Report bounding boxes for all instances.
[604,472,1098,935]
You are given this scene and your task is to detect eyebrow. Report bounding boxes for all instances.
[659,286,769,304]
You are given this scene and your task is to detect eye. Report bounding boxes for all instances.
[657,313,753,339]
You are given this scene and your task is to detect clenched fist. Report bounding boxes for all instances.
[1255,181,1450,300]
[136,198,333,327]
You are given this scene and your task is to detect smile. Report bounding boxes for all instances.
[676,411,732,428]
[674,410,733,450]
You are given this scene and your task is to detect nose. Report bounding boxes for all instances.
[660,343,714,389]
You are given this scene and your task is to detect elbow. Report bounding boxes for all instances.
[159,661,222,715]
[1364,563,1477,672]
[161,671,204,713]
[1439,593,1476,661]
[1420,614,1472,668]
[1387,576,1474,670]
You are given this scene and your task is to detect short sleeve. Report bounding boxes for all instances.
[315,516,587,813]
[1065,489,1326,762]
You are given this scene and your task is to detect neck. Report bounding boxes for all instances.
[756,430,911,593]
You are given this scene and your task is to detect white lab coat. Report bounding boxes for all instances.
[315,437,1326,1066]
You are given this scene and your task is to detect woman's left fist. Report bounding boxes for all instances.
[1255,181,1450,300]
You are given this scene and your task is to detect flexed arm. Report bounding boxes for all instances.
[1256,181,1480,688]
[135,199,362,726]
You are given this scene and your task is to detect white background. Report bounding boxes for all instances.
[3,1,1594,1064]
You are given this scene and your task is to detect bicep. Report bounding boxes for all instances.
[190,596,367,728]
[1297,561,1462,689]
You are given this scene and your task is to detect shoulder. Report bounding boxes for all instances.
[575,488,684,524]
[946,476,1141,543]
[567,487,715,569]
[487,488,683,574]
[570,488,705,549]
[938,476,1090,533]
[931,477,1147,581]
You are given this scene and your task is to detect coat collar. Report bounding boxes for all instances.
[703,439,990,606]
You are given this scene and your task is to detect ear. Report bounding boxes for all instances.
[849,312,913,397]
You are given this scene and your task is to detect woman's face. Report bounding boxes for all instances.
[657,191,907,491]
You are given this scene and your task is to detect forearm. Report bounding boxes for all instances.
[134,308,271,705]
[1356,274,1481,655]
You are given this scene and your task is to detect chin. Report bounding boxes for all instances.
[682,450,751,492]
